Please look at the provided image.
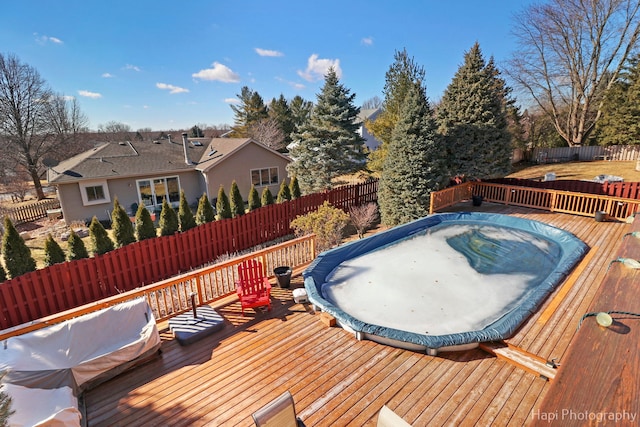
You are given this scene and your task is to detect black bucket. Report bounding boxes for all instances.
[274,266,292,288]
[595,211,606,222]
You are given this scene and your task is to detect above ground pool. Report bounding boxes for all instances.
[303,212,588,354]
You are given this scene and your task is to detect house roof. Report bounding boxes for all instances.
[357,108,381,123]
[48,137,290,184]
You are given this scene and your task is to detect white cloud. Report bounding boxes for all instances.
[62,95,75,101]
[156,82,189,94]
[362,37,373,46]
[192,62,240,83]
[255,48,284,57]
[102,72,114,78]
[224,98,241,104]
[297,54,341,82]
[78,90,102,99]
[124,64,141,72]
[291,82,306,90]
[33,33,64,45]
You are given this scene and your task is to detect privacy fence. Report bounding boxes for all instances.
[530,145,640,163]
[0,198,61,225]
[0,180,378,330]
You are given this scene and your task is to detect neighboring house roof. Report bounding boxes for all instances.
[357,108,380,123]
[48,137,291,184]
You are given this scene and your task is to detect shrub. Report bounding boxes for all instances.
[195,193,215,225]
[158,198,179,236]
[289,175,301,199]
[349,203,379,238]
[111,198,136,248]
[178,190,196,232]
[43,234,66,266]
[0,371,15,426]
[247,185,261,211]
[2,216,36,278]
[216,186,232,219]
[261,187,274,206]
[89,216,114,255]
[229,180,245,217]
[290,201,350,252]
[277,180,292,203]
[67,229,89,261]
[0,264,6,282]
[135,203,156,240]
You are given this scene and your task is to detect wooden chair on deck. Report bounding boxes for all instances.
[252,390,305,427]
[236,259,272,316]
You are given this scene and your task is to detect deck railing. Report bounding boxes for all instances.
[0,234,316,341]
[430,181,640,220]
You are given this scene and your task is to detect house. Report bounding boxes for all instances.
[356,108,382,151]
[47,134,291,224]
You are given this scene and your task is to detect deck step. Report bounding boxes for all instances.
[479,341,557,381]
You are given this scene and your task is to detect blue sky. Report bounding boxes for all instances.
[1,1,531,131]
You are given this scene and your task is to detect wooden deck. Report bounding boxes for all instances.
[84,204,631,426]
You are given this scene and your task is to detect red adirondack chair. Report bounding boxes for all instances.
[236,259,272,316]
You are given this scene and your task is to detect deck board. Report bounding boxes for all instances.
[83,204,632,426]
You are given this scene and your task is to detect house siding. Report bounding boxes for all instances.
[203,143,290,202]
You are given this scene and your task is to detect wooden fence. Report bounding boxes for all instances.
[487,178,640,200]
[430,181,640,221]
[0,234,316,340]
[0,198,61,224]
[531,145,640,163]
[0,180,378,330]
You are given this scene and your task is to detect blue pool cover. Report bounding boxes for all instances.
[303,212,589,352]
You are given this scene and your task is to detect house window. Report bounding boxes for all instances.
[136,176,180,208]
[79,180,111,206]
[251,167,279,186]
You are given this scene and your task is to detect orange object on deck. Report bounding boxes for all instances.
[235,259,272,316]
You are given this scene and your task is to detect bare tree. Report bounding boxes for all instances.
[361,96,383,110]
[248,117,286,150]
[0,53,88,199]
[349,203,379,239]
[507,0,640,147]
[97,121,133,142]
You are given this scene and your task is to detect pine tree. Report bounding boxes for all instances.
[216,186,232,219]
[0,263,6,282]
[268,94,295,147]
[0,370,15,426]
[247,185,261,211]
[287,68,366,193]
[276,179,292,203]
[230,86,268,137]
[178,190,196,232]
[289,175,302,199]
[67,229,89,261]
[261,187,274,206]
[195,193,215,225]
[43,233,66,266]
[2,216,36,278]
[135,203,156,240]
[367,49,426,172]
[379,80,448,226]
[437,42,512,179]
[229,181,245,217]
[89,216,114,255]
[158,198,179,236]
[598,54,640,145]
[111,198,135,248]
[289,95,313,135]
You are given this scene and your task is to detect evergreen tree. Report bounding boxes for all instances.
[289,95,313,137]
[2,216,36,278]
[67,229,89,261]
[178,190,196,232]
[158,198,179,236]
[135,203,156,241]
[229,181,245,217]
[379,81,448,226]
[195,193,215,225]
[190,124,204,137]
[89,216,114,255]
[289,175,302,199]
[437,43,512,179]
[0,263,6,282]
[287,68,366,193]
[230,86,268,137]
[367,49,426,172]
[43,233,66,266]
[110,197,135,248]
[261,187,274,206]
[216,186,232,219]
[268,94,295,147]
[276,179,292,203]
[0,370,15,426]
[248,185,261,211]
[598,54,640,145]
